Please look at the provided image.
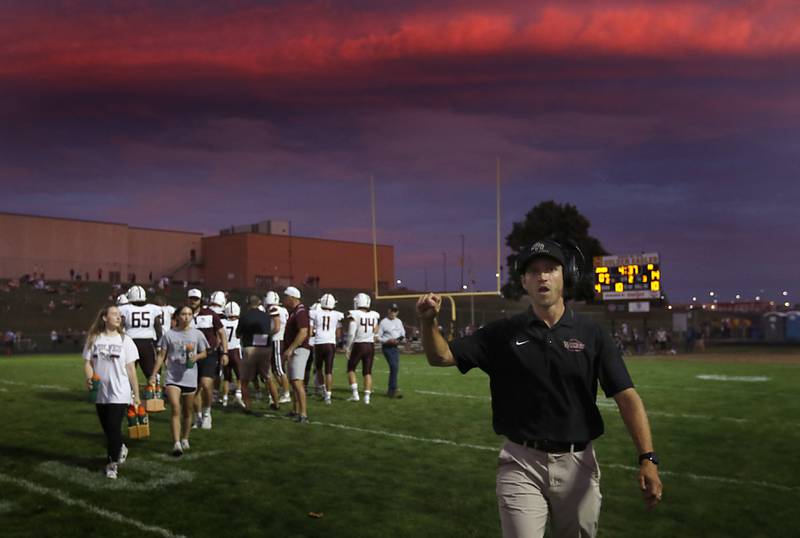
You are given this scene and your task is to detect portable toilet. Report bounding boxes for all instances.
[785,311,800,342]
[763,312,786,343]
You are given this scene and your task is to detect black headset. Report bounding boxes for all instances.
[515,238,586,294]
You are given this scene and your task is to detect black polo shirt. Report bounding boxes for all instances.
[236,308,271,348]
[449,307,633,443]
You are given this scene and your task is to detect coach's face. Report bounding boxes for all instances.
[522,258,564,308]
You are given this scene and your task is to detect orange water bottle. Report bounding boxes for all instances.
[127,405,138,427]
[88,373,101,403]
[185,343,195,368]
[137,405,149,426]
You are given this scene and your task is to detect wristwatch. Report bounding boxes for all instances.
[639,452,659,465]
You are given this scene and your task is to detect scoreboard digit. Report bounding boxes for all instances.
[593,253,662,301]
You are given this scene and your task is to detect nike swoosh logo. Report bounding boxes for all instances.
[515,340,530,346]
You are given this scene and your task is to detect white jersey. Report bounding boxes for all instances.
[272,305,289,341]
[221,318,241,350]
[83,332,138,405]
[348,309,380,344]
[160,305,176,331]
[119,303,162,340]
[311,309,344,345]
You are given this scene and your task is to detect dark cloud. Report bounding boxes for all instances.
[1,1,799,302]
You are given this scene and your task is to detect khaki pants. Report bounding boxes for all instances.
[496,440,602,538]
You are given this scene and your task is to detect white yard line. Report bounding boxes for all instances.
[261,415,799,492]
[415,389,781,426]
[38,460,195,491]
[0,472,186,538]
[696,375,769,382]
[604,463,800,493]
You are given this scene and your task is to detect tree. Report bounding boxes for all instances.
[502,201,608,301]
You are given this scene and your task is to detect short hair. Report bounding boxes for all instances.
[248,295,261,307]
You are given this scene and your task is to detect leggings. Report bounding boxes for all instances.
[95,403,128,463]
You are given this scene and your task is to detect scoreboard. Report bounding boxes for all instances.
[593,252,662,301]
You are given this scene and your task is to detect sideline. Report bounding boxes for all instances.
[0,472,186,538]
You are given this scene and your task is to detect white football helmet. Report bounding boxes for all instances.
[311,302,320,311]
[353,292,371,309]
[210,290,227,308]
[265,291,280,306]
[116,293,129,306]
[320,293,336,310]
[224,301,241,318]
[126,285,146,303]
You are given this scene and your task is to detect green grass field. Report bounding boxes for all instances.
[1,352,799,537]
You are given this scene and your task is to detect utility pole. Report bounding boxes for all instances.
[460,234,465,291]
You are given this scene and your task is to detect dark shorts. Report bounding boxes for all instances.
[314,343,336,375]
[165,384,197,395]
[223,348,241,382]
[197,349,220,379]
[133,338,157,378]
[347,342,375,376]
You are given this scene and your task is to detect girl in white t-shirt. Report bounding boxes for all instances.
[83,305,142,480]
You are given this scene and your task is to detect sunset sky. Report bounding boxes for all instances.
[1,0,799,303]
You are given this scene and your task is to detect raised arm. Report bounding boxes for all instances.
[416,293,456,367]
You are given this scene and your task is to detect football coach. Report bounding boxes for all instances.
[416,239,662,538]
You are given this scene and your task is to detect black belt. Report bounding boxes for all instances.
[507,436,588,453]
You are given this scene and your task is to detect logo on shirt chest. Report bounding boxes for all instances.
[562,339,585,352]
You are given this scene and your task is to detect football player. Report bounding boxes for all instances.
[221,301,244,407]
[187,288,228,429]
[310,293,343,405]
[305,302,321,397]
[265,291,291,404]
[119,285,163,380]
[345,293,380,404]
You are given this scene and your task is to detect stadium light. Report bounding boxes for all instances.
[755,296,761,301]
[735,294,741,300]
[782,290,788,296]
[495,272,500,278]
[396,279,402,286]
[462,284,468,290]
[668,305,673,310]
[692,296,697,302]
[784,302,791,308]
[709,291,715,297]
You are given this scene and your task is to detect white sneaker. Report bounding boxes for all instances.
[192,414,202,429]
[172,442,183,457]
[347,394,360,402]
[181,439,190,450]
[364,397,371,405]
[105,462,118,479]
[202,415,212,429]
[222,395,228,407]
[118,444,128,465]
[234,395,245,408]
[278,392,291,404]
[324,398,332,406]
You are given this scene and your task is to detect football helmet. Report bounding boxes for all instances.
[320,293,336,310]
[116,293,129,306]
[126,285,146,303]
[265,291,280,306]
[210,290,227,308]
[353,292,371,309]
[223,301,241,318]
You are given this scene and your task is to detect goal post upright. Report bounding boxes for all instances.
[370,159,504,313]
